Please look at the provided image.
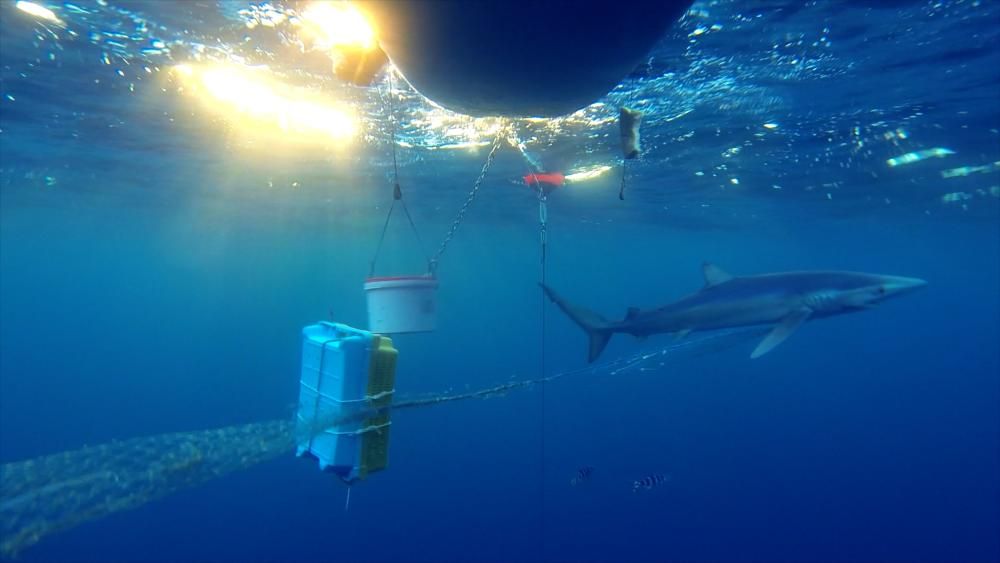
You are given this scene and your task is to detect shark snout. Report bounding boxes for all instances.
[880,275,928,297]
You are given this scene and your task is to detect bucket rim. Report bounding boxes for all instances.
[364,275,438,284]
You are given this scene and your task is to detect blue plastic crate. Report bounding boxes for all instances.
[295,322,375,482]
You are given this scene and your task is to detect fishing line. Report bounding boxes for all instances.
[538,190,548,559]
[370,71,430,276]
[514,130,550,557]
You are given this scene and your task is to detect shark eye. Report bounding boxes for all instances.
[878,286,887,295]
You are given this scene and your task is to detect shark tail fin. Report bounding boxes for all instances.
[540,283,613,363]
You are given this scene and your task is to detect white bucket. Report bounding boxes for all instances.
[363,275,440,334]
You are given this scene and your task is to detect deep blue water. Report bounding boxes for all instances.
[2,1,999,562]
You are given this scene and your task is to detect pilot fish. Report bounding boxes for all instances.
[570,466,594,486]
[632,473,670,492]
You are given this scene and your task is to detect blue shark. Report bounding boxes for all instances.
[542,263,927,362]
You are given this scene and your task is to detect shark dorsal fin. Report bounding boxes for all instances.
[702,262,734,287]
[625,307,641,321]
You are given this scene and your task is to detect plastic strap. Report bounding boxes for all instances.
[326,421,392,436]
[298,382,396,404]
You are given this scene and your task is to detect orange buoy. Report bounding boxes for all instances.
[523,172,565,194]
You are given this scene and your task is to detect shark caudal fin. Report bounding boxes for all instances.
[540,284,613,362]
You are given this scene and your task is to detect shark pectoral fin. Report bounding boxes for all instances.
[751,309,812,359]
[674,329,692,341]
[702,262,734,287]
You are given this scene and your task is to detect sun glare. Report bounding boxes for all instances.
[297,2,377,51]
[15,1,62,24]
[565,165,614,183]
[171,63,358,145]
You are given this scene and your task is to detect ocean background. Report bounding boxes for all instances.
[1,1,998,561]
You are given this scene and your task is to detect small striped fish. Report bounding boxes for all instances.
[632,473,670,492]
[570,466,594,486]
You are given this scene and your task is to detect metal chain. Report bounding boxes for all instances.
[428,125,507,273]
